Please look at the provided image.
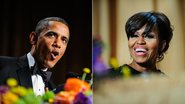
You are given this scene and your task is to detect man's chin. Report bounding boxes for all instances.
[45,62,56,69]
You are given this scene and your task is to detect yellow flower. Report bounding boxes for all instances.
[109,57,119,68]
[122,65,131,78]
[82,68,91,81]
[83,68,91,74]
[7,78,17,87]
[2,92,19,104]
[49,98,54,103]
[11,86,27,96]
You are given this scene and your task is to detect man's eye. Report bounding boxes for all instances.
[62,37,69,44]
[129,34,138,38]
[47,32,56,37]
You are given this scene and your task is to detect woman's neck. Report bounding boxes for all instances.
[129,61,157,72]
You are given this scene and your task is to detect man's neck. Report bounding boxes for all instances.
[27,52,47,71]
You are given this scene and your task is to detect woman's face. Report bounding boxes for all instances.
[128,25,159,65]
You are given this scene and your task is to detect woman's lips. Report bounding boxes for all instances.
[134,48,147,56]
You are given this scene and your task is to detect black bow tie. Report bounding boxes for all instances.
[31,63,52,84]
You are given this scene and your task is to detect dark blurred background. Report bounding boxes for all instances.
[0,0,92,86]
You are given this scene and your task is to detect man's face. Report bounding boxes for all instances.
[35,21,70,69]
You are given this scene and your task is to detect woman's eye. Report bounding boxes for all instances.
[130,34,138,38]
[144,34,154,39]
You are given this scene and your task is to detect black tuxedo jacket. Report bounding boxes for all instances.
[0,55,55,90]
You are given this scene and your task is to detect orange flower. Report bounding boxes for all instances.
[55,91,75,104]
[64,78,90,94]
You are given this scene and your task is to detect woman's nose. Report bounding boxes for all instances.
[136,36,146,45]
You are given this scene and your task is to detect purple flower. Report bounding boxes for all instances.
[74,92,92,104]
[93,36,108,75]
[0,85,9,94]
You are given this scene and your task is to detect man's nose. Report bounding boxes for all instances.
[52,38,61,48]
[136,36,146,45]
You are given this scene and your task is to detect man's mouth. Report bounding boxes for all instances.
[51,51,59,60]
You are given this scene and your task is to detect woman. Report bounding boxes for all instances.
[108,11,173,78]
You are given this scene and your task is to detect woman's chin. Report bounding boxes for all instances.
[134,58,147,64]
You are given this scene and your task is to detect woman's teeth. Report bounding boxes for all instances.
[135,48,146,52]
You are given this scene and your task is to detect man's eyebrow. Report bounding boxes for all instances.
[47,31,57,35]
[62,36,69,40]
[47,31,69,39]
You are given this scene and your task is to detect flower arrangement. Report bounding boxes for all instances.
[55,68,93,104]
[0,68,92,104]
[93,35,108,74]
[0,78,46,104]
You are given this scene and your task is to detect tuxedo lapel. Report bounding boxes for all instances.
[48,79,56,91]
[45,71,52,82]
[16,55,33,88]
[16,55,55,90]
[17,66,33,88]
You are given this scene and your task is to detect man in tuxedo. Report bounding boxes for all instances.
[0,17,70,96]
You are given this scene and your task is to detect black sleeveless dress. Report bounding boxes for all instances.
[94,64,165,80]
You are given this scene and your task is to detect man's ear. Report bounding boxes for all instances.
[29,32,37,45]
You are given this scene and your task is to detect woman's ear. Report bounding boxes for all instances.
[161,40,166,52]
[29,32,37,45]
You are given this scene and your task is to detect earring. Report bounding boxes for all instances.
[130,54,132,59]
[157,53,164,62]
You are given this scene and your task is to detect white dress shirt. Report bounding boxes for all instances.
[27,52,47,96]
